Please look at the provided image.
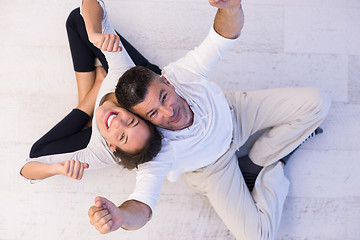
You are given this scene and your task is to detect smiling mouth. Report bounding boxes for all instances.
[170,108,181,123]
[105,112,117,128]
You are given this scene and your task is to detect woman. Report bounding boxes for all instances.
[20,8,162,181]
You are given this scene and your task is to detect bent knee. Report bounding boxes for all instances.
[29,145,41,158]
[307,88,331,118]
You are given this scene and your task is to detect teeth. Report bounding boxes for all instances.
[107,114,117,128]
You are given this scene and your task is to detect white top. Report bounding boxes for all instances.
[21,0,135,181]
[23,0,238,213]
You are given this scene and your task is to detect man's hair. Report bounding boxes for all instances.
[113,121,162,170]
[115,66,159,110]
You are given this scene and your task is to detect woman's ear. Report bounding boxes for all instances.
[108,142,117,152]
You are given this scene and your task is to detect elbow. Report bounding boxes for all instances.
[20,163,30,179]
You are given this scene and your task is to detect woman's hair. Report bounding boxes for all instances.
[113,121,162,170]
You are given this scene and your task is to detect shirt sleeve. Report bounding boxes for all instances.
[127,140,174,214]
[128,164,167,215]
[164,27,239,82]
[20,147,116,183]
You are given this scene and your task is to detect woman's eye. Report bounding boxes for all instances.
[162,94,167,102]
[120,133,125,141]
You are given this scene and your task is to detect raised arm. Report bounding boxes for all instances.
[210,0,244,39]
[81,0,135,91]
[82,0,121,52]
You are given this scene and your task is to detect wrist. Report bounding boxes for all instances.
[87,27,102,36]
[49,163,60,176]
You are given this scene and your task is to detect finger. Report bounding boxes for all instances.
[63,160,70,175]
[99,220,113,234]
[95,200,103,208]
[112,35,120,52]
[68,160,75,177]
[83,163,89,169]
[72,161,81,179]
[98,212,112,226]
[77,162,84,180]
[106,34,116,52]
[94,223,101,231]
[88,206,104,218]
[94,196,106,207]
[209,0,224,8]
[89,208,107,227]
[209,0,218,5]
[93,209,110,224]
[101,35,110,51]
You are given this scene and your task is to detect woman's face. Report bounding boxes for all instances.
[96,101,150,154]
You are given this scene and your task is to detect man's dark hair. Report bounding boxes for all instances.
[113,121,162,170]
[115,66,158,110]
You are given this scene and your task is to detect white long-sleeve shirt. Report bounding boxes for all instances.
[23,0,238,213]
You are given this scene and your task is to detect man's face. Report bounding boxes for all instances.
[132,76,193,131]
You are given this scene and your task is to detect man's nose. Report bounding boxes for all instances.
[161,105,174,117]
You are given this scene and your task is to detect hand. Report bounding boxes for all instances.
[52,160,89,180]
[209,0,242,9]
[88,196,124,234]
[88,32,122,52]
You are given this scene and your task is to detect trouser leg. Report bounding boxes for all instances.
[66,8,161,74]
[184,149,289,240]
[66,8,100,72]
[29,109,91,158]
[183,88,330,238]
[226,87,331,167]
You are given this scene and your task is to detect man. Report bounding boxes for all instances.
[83,0,331,238]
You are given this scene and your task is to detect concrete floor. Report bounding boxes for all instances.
[1,0,359,239]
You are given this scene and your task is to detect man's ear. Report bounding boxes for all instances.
[108,142,117,152]
[161,76,174,89]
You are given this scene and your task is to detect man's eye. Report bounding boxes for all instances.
[150,111,157,118]
[162,94,167,102]
[128,118,134,126]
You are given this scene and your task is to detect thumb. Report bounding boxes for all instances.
[58,160,66,166]
[209,0,220,5]
[95,196,118,212]
[94,196,106,207]
[94,196,115,208]
[83,163,89,169]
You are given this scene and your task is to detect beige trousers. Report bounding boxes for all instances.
[184,88,331,239]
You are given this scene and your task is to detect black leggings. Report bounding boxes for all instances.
[66,8,161,74]
[29,8,161,158]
